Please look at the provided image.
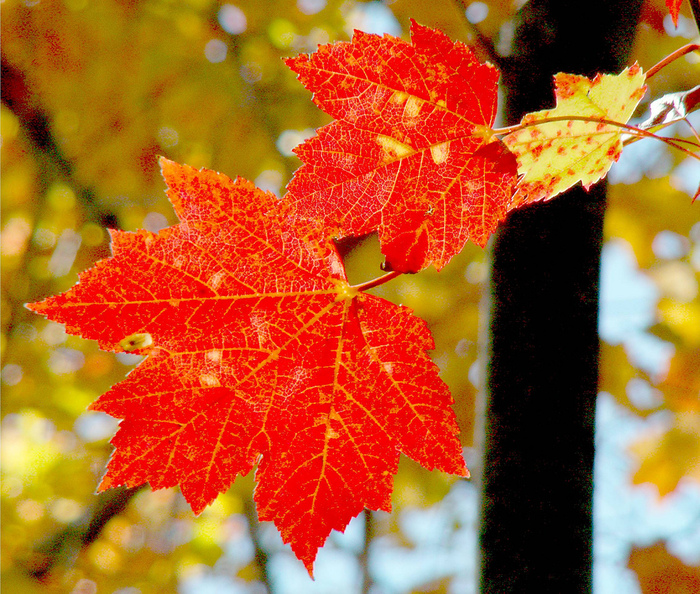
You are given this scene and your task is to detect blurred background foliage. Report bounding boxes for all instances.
[1,0,699,592]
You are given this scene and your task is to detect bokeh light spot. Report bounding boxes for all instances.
[116,352,145,366]
[653,230,690,259]
[1,217,32,256]
[157,126,179,148]
[16,499,45,522]
[204,39,228,63]
[74,412,119,442]
[40,322,68,346]
[47,183,77,211]
[298,0,326,15]
[344,1,401,36]
[464,260,487,284]
[87,541,122,573]
[51,498,84,523]
[143,211,169,233]
[254,169,284,197]
[71,578,98,594]
[48,229,82,277]
[268,19,298,49]
[48,348,85,374]
[465,2,488,24]
[2,363,23,386]
[218,4,247,35]
[276,128,316,157]
[80,223,104,247]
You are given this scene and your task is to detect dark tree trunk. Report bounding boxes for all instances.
[478,1,643,592]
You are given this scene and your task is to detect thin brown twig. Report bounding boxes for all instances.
[683,116,700,145]
[622,119,697,146]
[645,43,700,79]
[494,114,700,161]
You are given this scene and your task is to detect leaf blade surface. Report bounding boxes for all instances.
[27,159,467,573]
[285,20,517,272]
[504,65,647,206]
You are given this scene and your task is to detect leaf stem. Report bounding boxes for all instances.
[494,115,700,162]
[352,270,403,292]
[645,43,700,79]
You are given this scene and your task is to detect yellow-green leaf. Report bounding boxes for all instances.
[504,64,647,206]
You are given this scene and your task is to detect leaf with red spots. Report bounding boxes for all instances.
[504,65,647,207]
[284,20,517,273]
[665,0,684,26]
[27,159,467,575]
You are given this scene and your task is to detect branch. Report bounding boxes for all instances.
[451,0,504,68]
[1,58,122,366]
[689,0,700,33]
[22,486,142,581]
[1,58,119,229]
[360,509,375,594]
[243,496,274,592]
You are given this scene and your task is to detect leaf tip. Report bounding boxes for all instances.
[665,0,681,27]
[284,53,308,74]
[96,472,120,494]
[24,299,43,314]
[407,18,432,38]
[158,155,180,179]
[25,294,60,319]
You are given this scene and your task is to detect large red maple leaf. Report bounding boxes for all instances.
[284,20,518,273]
[27,159,467,574]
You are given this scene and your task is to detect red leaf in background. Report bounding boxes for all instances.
[285,20,517,273]
[27,159,467,574]
[666,0,684,26]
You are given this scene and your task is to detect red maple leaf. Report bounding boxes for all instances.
[27,159,467,574]
[285,20,517,273]
[666,0,683,26]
